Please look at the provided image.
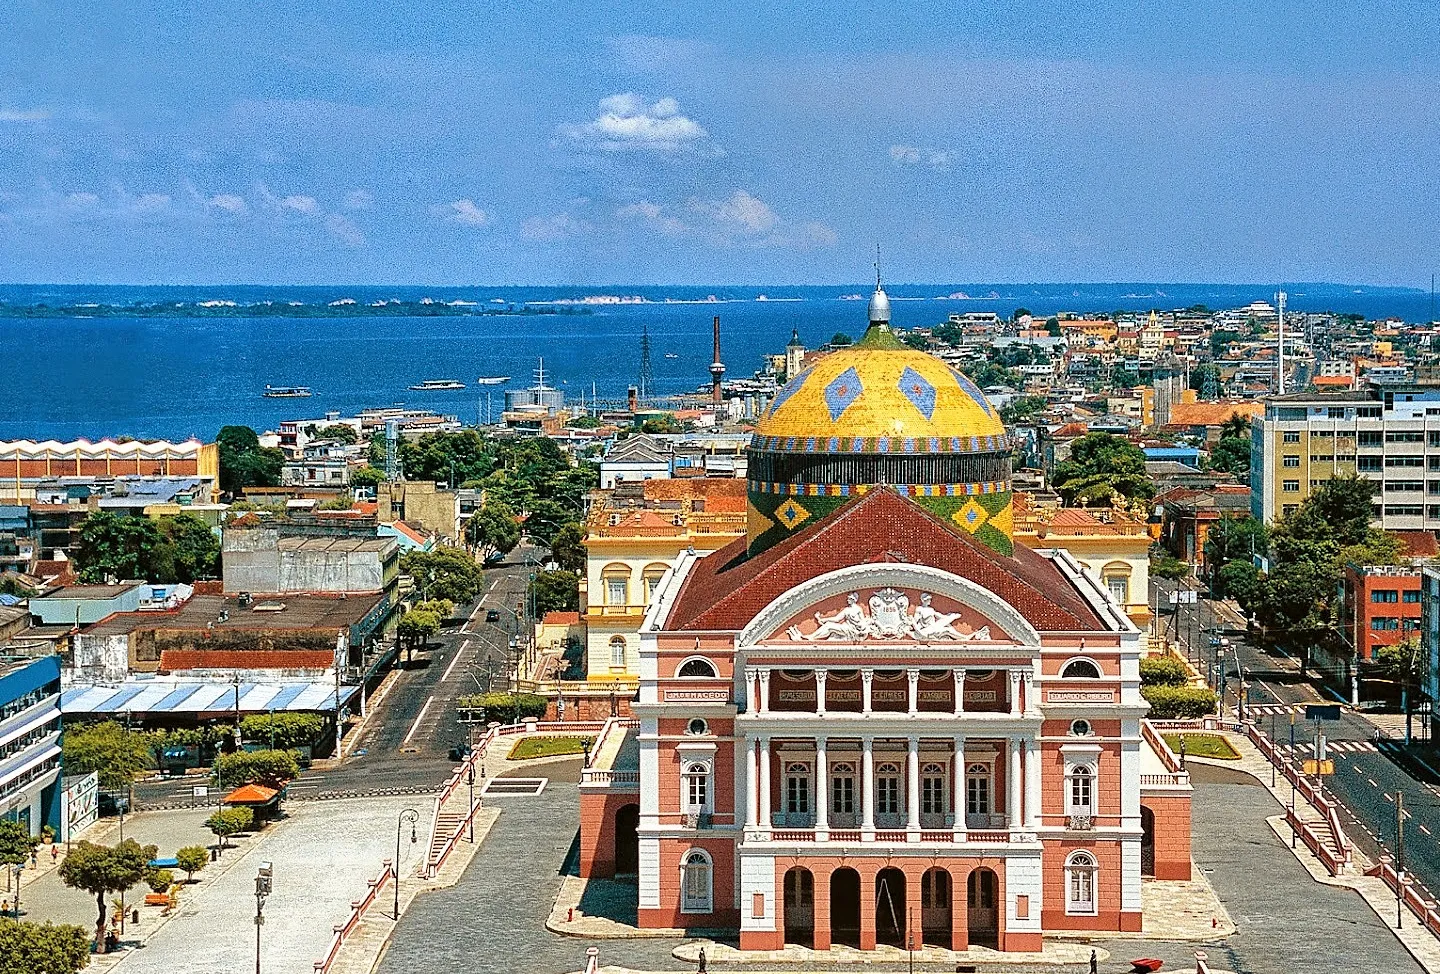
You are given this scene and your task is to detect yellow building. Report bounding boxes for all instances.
[1012,494,1153,629]
[582,478,747,679]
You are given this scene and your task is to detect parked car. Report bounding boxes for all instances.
[485,609,501,623]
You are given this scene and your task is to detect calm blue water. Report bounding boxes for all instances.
[0,282,1427,441]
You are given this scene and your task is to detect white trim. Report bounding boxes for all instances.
[674,655,719,679]
[1063,849,1099,916]
[1058,656,1105,679]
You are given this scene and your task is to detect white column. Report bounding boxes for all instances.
[745,734,758,827]
[952,736,967,838]
[759,736,772,830]
[758,668,772,715]
[815,736,828,836]
[906,667,920,716]
[1022,669,1037,716]
[906,735,921,834]
[744,666,756,712]
[814,668,828,717]
[861,667,874,713]
[953,668,966,715]
[861,735,875,837]
[1025,738,1042,829]
[1008,669,1023,717]
[1007,736,1022,829]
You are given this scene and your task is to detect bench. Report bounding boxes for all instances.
[143,893,171,907]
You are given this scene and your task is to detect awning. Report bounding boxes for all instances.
[61,680,359,717]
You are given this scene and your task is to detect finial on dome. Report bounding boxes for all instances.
[868,243,891,327]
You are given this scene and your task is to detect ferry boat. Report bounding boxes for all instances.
[263,385,313,398]
[475,376,510,385]
[408,379,466,391]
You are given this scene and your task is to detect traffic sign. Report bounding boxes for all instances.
[1303,759,1335,775]
[1305,704,1342,722]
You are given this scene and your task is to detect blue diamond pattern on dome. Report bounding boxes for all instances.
[764,366,811,417]
[951,369,994,416]
[823,366,863,422]
[897,366,937,420]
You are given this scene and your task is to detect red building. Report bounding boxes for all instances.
[1342,564,1422,662]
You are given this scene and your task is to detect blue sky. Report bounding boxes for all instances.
[3,1,1439,285]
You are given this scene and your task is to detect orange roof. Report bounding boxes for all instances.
[1166,401,1263,428]
[1055,422,1089,437]
[159,650,335,672]
[1048,508,1102,527]
[542,611,580,625]
[1395,530,1440,559]
[224,784,280,804]
[1313,375,1354,387]
[641,477,747,512]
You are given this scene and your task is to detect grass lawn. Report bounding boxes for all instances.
[507,736,590,760]
[1162,732,1241,760]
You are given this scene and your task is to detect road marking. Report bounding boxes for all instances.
[402,695,436,746]
[1369,778,1379,788]
[440,643,467,683]
[1422,825,1433,836]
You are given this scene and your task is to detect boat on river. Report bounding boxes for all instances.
[475,376,510,385]
[262,385,313,398]
[408,379,466,391]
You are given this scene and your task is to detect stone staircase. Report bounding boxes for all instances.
[427,808,466,867]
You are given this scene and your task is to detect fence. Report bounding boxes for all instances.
[312,859,393,973]
[1245,722,1353,874]
[1369,859,1440,938]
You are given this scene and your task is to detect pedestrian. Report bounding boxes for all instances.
[50,845,57,863]
[29,849,36,868]
[1089,949,1098,974]
[1,899,8,915]
[697,947,707,973]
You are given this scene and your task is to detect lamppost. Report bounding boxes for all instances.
[394,808,419,919]
[466,761,476,844]
[254,861,273,974]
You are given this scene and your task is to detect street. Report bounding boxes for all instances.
[134,546,540,808]
[1155,577,1440,907]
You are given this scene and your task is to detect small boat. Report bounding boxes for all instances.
[263,385,312,398]
[408,379,466,391]
[475,376,510,385]
[1130,960,1164,973]
[664,353,679,359]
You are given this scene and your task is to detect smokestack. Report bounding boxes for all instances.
[709,315,725,410]
[627,385,638,413]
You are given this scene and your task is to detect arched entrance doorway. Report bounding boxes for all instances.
[783,867,815,947]
[614,804,639,875]
[966,868,998,949]
[830,868,861,947]
[920,867,952,946]
[1141,805,1156,877]
[875,867,907,947]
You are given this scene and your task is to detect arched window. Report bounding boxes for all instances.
[830,762,856,814]
[677,657,718,679]
[642,563,669,603]
[1061,658,1102,679]
[1101,562,1131,606]
[681,850,713,913]
[965,762,991,817]
[921,761,947,815]
[609,636,627,668]
[876,763,900,815]
[683,762,710,813]
[602,564,630,606]
[1068,765,1095,816]
[1065,851,1097,915]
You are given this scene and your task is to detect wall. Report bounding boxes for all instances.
[1142,794,1192,880]
[31,585,145,625]
[221,525,284,593]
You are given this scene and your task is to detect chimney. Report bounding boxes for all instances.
[709,315,726,409]
[627,385,638,412]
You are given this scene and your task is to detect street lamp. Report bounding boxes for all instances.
[394,808,419,919]
[254,861,273,974]
[466,762,476,844]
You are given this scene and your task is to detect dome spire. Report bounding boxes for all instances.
[867,244,891,329]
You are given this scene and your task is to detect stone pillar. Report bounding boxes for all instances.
[906,667,920,716]
[952,736,967,839]
[906,870,924,951]
[744,666,756,712]
[1025,738,1043,829]
[952,668,965,715]
[815,736,829,836]
[861,736,875,838]
[758,668,772,715]
[859,868,877,950]
[812,867,833,951]
[1008,669,1022,717]
[1006,737,1022,829]
[814,668,828,717]
[745,734,758,827]
[861,667,874,713]
[759,736,772,831]
[906,735,921,835]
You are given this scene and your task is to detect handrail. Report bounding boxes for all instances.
[312,859,393,973]
[1370,861,1440,937]
[1247,722,1353,873]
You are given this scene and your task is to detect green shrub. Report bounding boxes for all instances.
[211,749,300,790]
[1141,684,1218,719]
[455,691,547,725]
[175,845,208,882]
[205,807,254,850]
[144,867,174,894]
[1139,655,1190,687]
[239,713,323,750]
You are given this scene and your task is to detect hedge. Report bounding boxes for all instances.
[1141,684,1218,719]
[1139,655,1190,687]
[455,692,548,725]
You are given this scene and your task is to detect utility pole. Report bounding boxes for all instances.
[1289,710,1298,849]
[1276,289,1287,395]
[1397,790,1407,929]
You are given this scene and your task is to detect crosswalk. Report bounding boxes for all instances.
[1248,704,1305,717]
[1275,739,1379,754]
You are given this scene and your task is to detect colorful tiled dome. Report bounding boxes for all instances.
[746,288,1013,556]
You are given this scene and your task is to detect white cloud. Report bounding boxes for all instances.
[707,189,777,234]
[615,200,687,235]
[209,194,248,215]
[281,194,318,214]
[65,192,99,209]
[129,193,170,215]
[559,93,710,152]
[0,108,48,122]
[433,198,490,227]
[618,190,835,249]
[521,212,591,242]
[890,143,958,171]
[325,213,366,247]
[343,189,373,210]
[605,35,715,74]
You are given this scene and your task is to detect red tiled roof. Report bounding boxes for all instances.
[1055,422,1089,437]
[1395,530,1440,559]
[158,650,335,672]
[665,488,1105,633]
[1048,508,1101,527]
[224,784,280,804]
[542,611,581,625]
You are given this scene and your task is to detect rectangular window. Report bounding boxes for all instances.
[1372,590,1399,603]
[1282,480,1300,492]
[1388,482,1424,493]
[1404,618,1421,631]
[1430,431,1440,448]
[1358,431,1384,446]
[832,775,855,814]
[1357,457,1383,472]
[686,771,708,811]
[1283,455,1301,467]
[1310,455,1334,463]
[1106,575,1129,604]
[965,771,990,816]
[1068,770,1095,814]
[877,776,900,815]
[1068,864,1096,915]
[1328,407,1347,419]
[1404,590,1421,604]
[1278,407,1308,420]
[786,773,811,815]
[606,578,626,605]
[1283,430,1301,443]
[1283,504,1299,515]
[1385,505,1425,516]
[1387,456,1426,467]
[922,775,946,815]
[1371,617,1400,631]
[1387,431,1425,443]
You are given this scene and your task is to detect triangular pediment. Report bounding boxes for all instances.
[769,585,1011,644]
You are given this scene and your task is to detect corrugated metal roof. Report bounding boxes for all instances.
[61,680,357,715]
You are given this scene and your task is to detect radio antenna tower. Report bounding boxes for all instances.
[638,322,653,402]
[1276,289,1287,395]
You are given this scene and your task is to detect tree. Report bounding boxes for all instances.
[455,692,548,724]
[0,918,92,974]
[400,547,483,604]
[73,512,160,583]
[174,845,208,883]
[315,424,358,444]
[1208,437,1250,476]
[1215,559,1265,611]
[397,609,440,651]
[1375,638,1424,741]
[204,807,253,853]
[466,501,520,561]
[640,415,682,434]
[1140,655,1189,686]
[999,395,1047,425]
[350,466,385,490]
[210,750,300,790]
[549,522,586,573]
[58,838,156,952]
[399,430,495,485]
[150,513,220,582]
[62,722,149,794]
[1281,473,1374,548]
[528,570,579,615]
[0,821,38,915]
[143,868,174,894]
[829,332,853,347]
[1141,685,1218,719]
[1150,554,1191,581]
[1203,516,1267,579]
[216,425,283,496]
[238,713,323,751]
[1050,433,1155,506]
[1219,412,1252,441]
